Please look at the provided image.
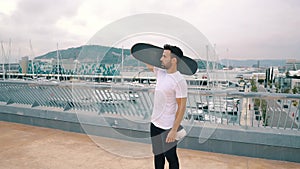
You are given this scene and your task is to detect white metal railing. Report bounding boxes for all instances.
[0,81,299,130]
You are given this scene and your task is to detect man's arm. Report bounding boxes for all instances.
[166,97,187,143]
[146,64,154,72]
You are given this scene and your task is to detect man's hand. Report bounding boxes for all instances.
[166,97,186,143]
[146,64,154,72]
[166,129,177,143]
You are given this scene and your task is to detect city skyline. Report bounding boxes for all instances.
[1,0,300,62]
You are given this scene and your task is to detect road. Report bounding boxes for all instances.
[256,85,299,129]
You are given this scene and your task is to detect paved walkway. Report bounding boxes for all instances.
[1,121,299,169]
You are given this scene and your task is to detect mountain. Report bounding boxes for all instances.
[220,59,286,68]
[35,45,221,69]
[36,46,284,69]
[35,45,137,65]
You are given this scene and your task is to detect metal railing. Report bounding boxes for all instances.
[0,80,299,130]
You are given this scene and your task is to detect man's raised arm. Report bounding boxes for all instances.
[146,64,154,72]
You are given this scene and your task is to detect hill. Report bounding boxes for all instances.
[220,59,286,68]
[35,45,138,65]
[39,46,293,69]
[35,45,219,69]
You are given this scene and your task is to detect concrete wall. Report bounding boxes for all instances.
[1,104,300,163]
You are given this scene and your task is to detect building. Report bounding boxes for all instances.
[19,56,29,74]
[0,63,20,73]
[275,76,292,93]
[285,59,300,71]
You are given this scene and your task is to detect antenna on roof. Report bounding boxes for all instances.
[1,41,5,80]
[29,40,35,77]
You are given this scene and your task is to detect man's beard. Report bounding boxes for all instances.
[161,61,171,69]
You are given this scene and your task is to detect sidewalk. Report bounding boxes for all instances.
[239,97,253,127]
[1,121,299,169]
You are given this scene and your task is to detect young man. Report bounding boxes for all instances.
[148,44,187,169]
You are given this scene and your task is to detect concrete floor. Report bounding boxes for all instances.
[0,121,299,169]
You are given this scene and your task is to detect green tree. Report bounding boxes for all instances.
[254,98,268,126]
[283,88,290,94]
[250,79,258,92]
[251,85,258,92]
[292,86,298,94]
[275,82,281,93]
[261,100,268,126]
[292,100,298,107]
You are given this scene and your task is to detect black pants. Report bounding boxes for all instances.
[150,123,179,169]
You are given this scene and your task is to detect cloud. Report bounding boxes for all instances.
[193,0,300,59]
[0,0,83,60]
[1,0,300,61]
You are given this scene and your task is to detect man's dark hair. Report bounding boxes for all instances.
[163,44,183,60]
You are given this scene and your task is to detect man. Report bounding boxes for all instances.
[147,44,188,169]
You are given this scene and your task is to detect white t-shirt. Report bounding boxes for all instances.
[151,67,188,129]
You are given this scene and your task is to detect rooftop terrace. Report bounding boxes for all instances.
[1,121,300,169]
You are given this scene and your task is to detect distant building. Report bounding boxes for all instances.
[274,76,292,93]
[0,63,20,73]
[285,59,300,71]
[273,68,300,93]
[267,67,280,81]
[291,79,300,90]
[288,70,300,77]
[33,57,120,76]
[252,73,266,80]
[20,56,29,74]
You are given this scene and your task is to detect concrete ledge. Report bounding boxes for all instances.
[1,104,300,163]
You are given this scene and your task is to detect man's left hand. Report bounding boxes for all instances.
[166,129,177,143]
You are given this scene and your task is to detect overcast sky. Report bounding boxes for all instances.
[0,0,300,62]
